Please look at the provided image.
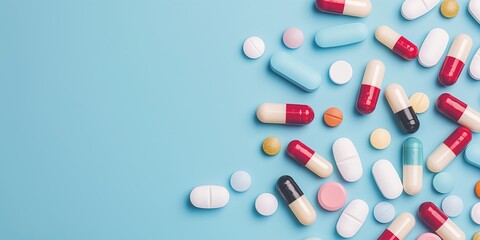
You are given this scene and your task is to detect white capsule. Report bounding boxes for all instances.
[419,28,449,67]
[337,199,369,238]
[372,159,403,199]
[190,185,230,209]
[332,138,363,182]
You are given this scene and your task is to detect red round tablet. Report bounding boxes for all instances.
[317,182,347,211]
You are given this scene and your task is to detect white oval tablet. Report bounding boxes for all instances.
[469,0,480,24]
[332,138,363,182]
[329,60,353,85]
[243,36,265,59]
[471,202,480,224]
[441,195,463,217]
[372,159,403,199]
[419,28,449,68]
[230,170,251,192]
[469,48,480,80]
[336,199,369,238]
[255,193,278,216]
[401,0,440,20]
[190,185,230,209]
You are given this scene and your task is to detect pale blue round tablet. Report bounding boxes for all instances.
[433,172,455,194]
[230,170,251,192]
[373,202,396,224]
[441,195,463,217]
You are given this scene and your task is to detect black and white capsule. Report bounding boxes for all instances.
[276,175,317,225]
[385,83,420,134]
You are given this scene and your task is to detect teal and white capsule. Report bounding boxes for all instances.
[402,137,423,195]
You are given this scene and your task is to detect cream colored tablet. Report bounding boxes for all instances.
[410,92,430,113]
[370,128,391,150]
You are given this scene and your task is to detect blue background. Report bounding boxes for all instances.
[0,0,479,239]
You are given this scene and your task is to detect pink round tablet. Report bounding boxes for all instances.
[282,27,304,49]
[417,233,442,240]
[317,182,347,211]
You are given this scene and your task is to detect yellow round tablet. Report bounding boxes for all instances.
[474,232,480,240]
[370,128,391,150]
[262,136,281,156]
[441,0,459,18]
[409,92,430,114]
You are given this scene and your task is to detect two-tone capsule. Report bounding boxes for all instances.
[287,140,333,178]
[418,202,466,240]
[385,84,420,134]
[375,25,419,60]
[436,93,480,132]
[378,212,416,240]
[356,60,385,114]
[315,0,372,17]
[427,126,472,173]
[276,175,317,225]
[438,34,473,86]
[402,137,423,195]
[256,103,314,125]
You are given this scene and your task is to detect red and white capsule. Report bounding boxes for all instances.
[427,126,472,173]
[256,103,314,125]
[356,60,385,114]
[378,212,416,240]
[375,25,418,60]
[438,34,473,86]
[287,140,333,178]
[315,0,372,17]
[436,93,480,132]
[418,202,465,240]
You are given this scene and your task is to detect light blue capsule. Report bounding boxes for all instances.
[315,23,368,48]
[270,52,321,92]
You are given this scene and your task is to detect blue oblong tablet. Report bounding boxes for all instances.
[315,23,368,48]
[270,52,321,92]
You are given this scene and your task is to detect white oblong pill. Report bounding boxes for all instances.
[332,137,363,182]
[401,0,440,20]
[255,193,278,216]
[469,0,480,24]
[243,36,265,59]
[336,199,369,238]
[469,48,480,80]
[419,28,449,68]
[190,185,230,209]
[372,159,403,199]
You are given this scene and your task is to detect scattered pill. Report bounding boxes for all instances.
[472,202,480,224]
[378,212,416,240]
[417,232,442,240]
[402,0,440,20]
[262,136,281,156]
[283,27,304,49]
[385,83,420,134]
[370,128,391,150]
[243,36,265,59]
[270,52,321,92]
[323,107,344,127]
[315,23,368,48]
[403,137,424,195]
[315,0,372,17]
[470,0,480,23]
[336,199,369,238]
[256,103,315,125]
[419,28,449,68]
[230,170,251,192]
[464,143,480,169]
[375,25,419,60]
[418,202,466,240]
[255,193,278,216]
[476,181,480,198]
[374,202,396,224]
[287,140,333,178]
[427,126,472,172]
[438,34,472,86]
[329,61,353,85]
[372,159,403,200]
[432,172,455,194]
[474,232,480,240]
[317,182,347,211]
[436,93,480,132]
[469,48,480,80]
[440,0,459,18]
[356,60,385,114]
[190,185,230,209]
[410,92,430,114]
[332,137,363,182]
[277,175,317,225]
[441,195,463,217]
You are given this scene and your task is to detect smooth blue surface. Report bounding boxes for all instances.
[0,0,479,239]
[315,23,368,48]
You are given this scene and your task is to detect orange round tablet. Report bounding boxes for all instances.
[324,107,343,127]
[475,180,480,198]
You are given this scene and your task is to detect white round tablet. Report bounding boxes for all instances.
[472,202,480,224]
[373,202,396,223]
[329,60,353,85]
[243,36,265,59]
[441,195,463,217]
[230,170,251,192]
[255,193,278,216]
